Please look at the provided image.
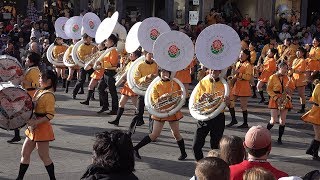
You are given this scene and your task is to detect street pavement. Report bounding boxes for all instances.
[0,82,319,180]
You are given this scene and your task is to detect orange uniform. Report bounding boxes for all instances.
[306,46,320,71]
[175,59,196,84]
[134,61,158,85]
[120,61,136,97]
[90,69,104,80]
[25,90,55,141]
[250,50,257,65]
[52,44,68,60]
[241,40,249,50]
[232,61,253,97]
[267,74,295,109]
[102,48,118,69]
[302,83,320,125]
[291,58,307,87]
[258,57,277,83]
[77,43,95,63]
[23,67,40,97]
[151,80,183,121]
[194,77,225,112]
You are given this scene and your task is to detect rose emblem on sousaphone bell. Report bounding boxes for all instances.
[72,24,79,32]
[211,39,224,55]
[89,20,95,29]
[168,45,180,58]
[150,28,160,40]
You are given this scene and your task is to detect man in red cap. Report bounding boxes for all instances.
[229,125,288,180]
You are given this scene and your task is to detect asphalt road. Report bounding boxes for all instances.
[0,83,319,180]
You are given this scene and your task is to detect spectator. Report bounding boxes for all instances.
[205,8,217,26]
[243,167,276,180]
[29,41,40,55]
[4,19,15,33]
[278,13,288,31]
[81,130,138,180]
[229,125,288,180]
[279,25,292,43]
[193,157,230,180]
[242,14,251,28]
[194,21,204,38]
[207,149,220,158]
[8,24,20,43]
[25,34,37,51]
[302,32,313,45]
[219,135,245,165]
[27,2,38,22]
[31,21,41,41]
[2,39,20,62]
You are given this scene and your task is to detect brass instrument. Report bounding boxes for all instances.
[138,76,156,90]
[277,46,291,63]
[152,90,183,113]
[191,91,223,115]
[81,50,103,65]
[277,76,292,111]
[313,79,320,86]
[227,61,242,86]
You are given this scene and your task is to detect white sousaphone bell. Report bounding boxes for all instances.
[71,13,102,68]
[127,17,171,96]
[114,21,142,87]
[84,11,127,71]
[144,30,194,118]
[189,24,241,121]
[47,17,69,67]
[62,16,82,67]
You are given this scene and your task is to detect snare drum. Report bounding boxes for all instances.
[0,55,24,85]
[0,82,33,130]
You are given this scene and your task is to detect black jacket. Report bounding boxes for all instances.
[81,164,139,180]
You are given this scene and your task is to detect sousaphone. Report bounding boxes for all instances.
[127,17,170,96]
[71,13,101,67]
[63,16,83,67]
[189,24,240,121]
[144,30,194,118]
[85,11,127,70]
[47,17,69,67]
[115,21,142,87]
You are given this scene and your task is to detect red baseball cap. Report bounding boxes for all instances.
[244,125,271,149]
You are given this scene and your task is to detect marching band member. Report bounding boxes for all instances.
[259,37,277,60]
[96,34,119,114]
[306,37,320,96]
[128,51,158,133]
[302,73,320,160]
[266,61,295,145]
[175,58,197,106]
[7,52,41,143]
[249,42,257,98]
[277,38,296,66]
[227,50,253,128]
[16,69,57,180]
[133,68,187,161]
[192,69,230,161]
[52,36,68,88]
[256,48,278,104]
[108,50,141,126]
[80,41,106,106]
[72,33,96,99]
[64,39,81,93]
[291,47,307,113]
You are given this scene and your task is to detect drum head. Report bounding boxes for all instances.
[55,17,69,39]
[82,12,101,38]
[153,31,194,71]
[0,55,23,85]
[65,16,83,40]
[138,17,170,53]
[125,22,141,53]
[195,24,241,70]
[0,83,33,130]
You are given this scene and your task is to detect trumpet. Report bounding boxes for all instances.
[277,47,291,63]
[152,90,183,113]
[191,91,223,115]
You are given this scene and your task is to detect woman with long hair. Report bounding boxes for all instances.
[17,70,57,180]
